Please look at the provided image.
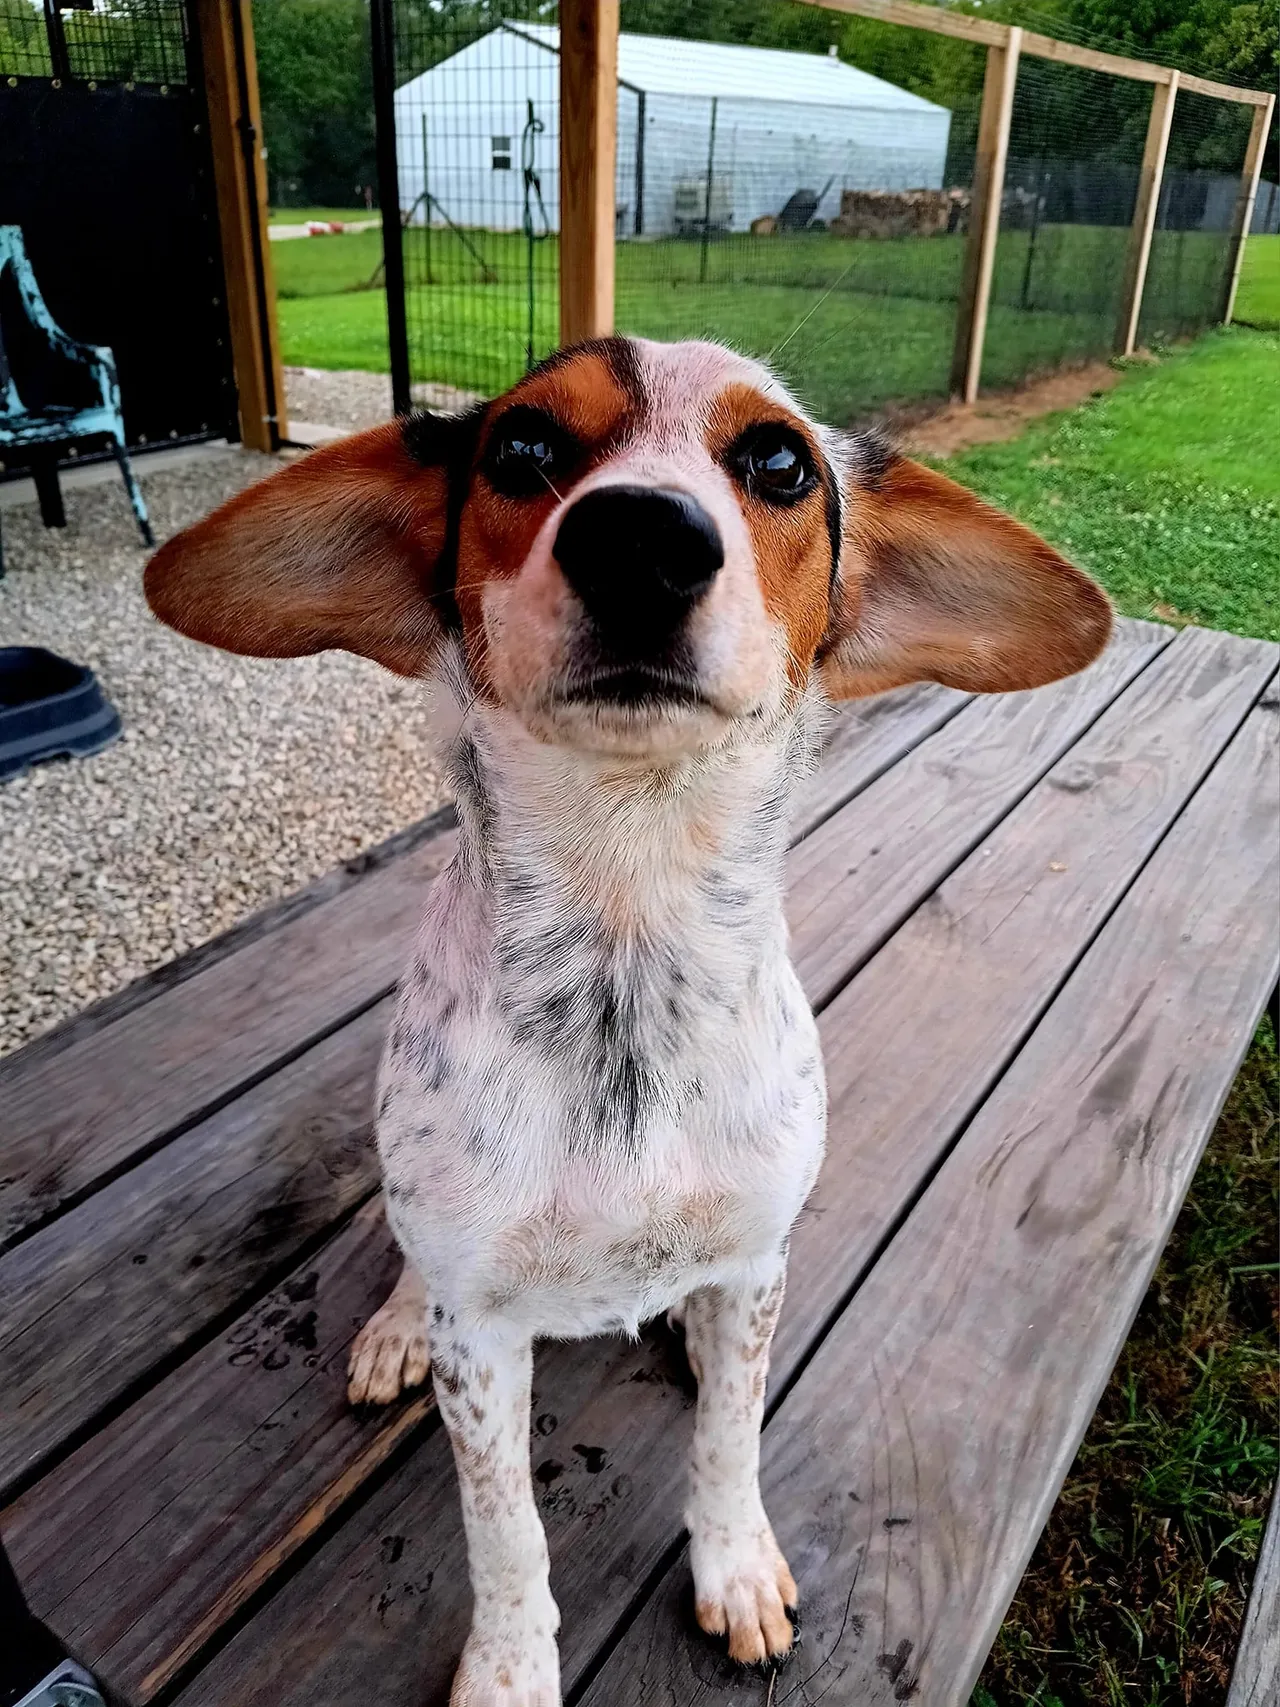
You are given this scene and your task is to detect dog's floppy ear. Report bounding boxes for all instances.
[819,445,1112,699]
[144,411,481,677]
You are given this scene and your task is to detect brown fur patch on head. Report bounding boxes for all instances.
[704,384,836,686]
[454,340,647,689]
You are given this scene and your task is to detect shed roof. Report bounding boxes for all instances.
[484,23,946,112]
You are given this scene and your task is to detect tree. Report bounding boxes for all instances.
[251,0,376,207]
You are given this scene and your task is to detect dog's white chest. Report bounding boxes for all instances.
[376,852,825,1338]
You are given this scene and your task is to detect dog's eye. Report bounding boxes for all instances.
[483,408,579,498]
[731,426,817,504]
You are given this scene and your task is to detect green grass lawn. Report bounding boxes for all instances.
[1233,232,1280,329]
[276,224,1136,421]
[274,219,1232,420]
[942,328,1280,642]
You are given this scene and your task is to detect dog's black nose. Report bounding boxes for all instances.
[553,485,723,645]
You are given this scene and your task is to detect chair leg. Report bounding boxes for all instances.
[112,440,155,548]
[31,455,66,529]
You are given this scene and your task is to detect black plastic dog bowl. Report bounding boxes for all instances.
[0,647,122,783]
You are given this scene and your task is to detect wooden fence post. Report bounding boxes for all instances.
[559,0,618,347]
[950,25,1021,404]
[197,0,287,451]
[1220,91,1277,325]
[1114,70,1179,356]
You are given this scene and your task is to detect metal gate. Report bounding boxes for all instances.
[0,0,237,455]
[370,0,562,416]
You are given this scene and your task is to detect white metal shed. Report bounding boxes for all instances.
[393,24,952,236]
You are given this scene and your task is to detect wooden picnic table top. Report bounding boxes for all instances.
[1,615,1277,1707]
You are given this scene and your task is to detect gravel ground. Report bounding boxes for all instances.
[0,432,448,1058]
[284,366,483,434]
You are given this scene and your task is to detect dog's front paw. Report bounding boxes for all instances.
[449,1624,560,1706]
[346,1291,430,1405]
[690,1520,797,1665]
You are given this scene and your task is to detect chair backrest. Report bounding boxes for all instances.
[0,227,26,416]
[0,226,103,423]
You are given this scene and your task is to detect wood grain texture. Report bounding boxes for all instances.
[0,807,456,1077]
[1116,73,1180,356]
[1227,1481,1280,1707]
[1,1198,432,1702]
[781,625,1277,1369]
[158,627,1279,1707]
[580,686,1280,1706]
[196,0,286,450]
[1222,94,1278,324]
[788,618,1170,1008]
[788,682,972,844]
[1179,72,1273,105]
[0,1000,390,1501]
[176,1328,690,1707]
[0,831,455,1253]
[558,0,618,343]
[951,30,1023,401]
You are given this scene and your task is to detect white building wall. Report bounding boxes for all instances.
[394,31,951,236]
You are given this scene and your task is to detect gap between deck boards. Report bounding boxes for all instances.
[12,628,1280,1707]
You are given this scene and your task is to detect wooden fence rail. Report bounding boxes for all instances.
[552,0,1273,405]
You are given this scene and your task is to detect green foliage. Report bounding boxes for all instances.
[239,0,1275,210]
[251,0,376,208]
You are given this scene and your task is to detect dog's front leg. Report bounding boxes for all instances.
[433,1318,561,1707]
[683,1257,797,1665]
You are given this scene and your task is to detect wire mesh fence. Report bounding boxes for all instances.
[0,0,189,85]
[983,56,1149,388]
[1140,89,1255,345]
[391,0,562,401]
[609,14,983,426]
[373,1,1269,422]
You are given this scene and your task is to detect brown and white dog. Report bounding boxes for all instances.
[145,336,1110,1706]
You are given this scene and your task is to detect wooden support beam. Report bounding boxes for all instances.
[950,28,1021,404]
[1115,71,1179,357]
[196,0,286,452]
[799,0,1269,103]
[559,0,618,347]
[1221,92,1277,325]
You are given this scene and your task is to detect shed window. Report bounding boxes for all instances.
[491,135,512,170]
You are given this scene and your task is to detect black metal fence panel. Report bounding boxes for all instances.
[389,0,562,405]
[0,0,236,456]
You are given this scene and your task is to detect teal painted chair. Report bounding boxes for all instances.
[0,225,153,575]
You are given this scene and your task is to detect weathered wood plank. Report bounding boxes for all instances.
[579,686,1280,1706]
[1228,1482,1280,1707]
[0,808,456,1075]
[158,628,1273,1707]
[0,1001,390,1501]
[1,1198,435,1699]
[788,682,972,844]
[0,676,982,1523]
[0,834,456,1253]
[0,680,954,1254]
[789,618,1169,1007]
